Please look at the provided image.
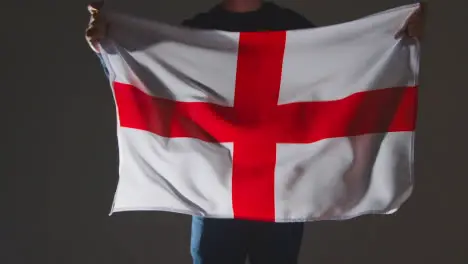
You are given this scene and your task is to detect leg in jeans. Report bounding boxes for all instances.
[247,221,304,264]
[191,216,249,264]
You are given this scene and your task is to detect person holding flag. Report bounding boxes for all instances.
[85,1,425,263]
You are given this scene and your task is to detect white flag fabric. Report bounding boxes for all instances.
[97,4,420,222]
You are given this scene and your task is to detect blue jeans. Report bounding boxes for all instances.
[190,216,304,264]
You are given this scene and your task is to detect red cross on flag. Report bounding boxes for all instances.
[98,4,420,222]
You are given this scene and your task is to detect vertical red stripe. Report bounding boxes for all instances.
[231,32,287,221]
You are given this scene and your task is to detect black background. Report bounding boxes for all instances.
[3,0,468,263]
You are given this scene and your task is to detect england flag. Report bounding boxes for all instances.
[97,4,420,222]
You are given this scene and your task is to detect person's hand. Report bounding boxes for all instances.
[85,1,108,53]
[395,2,426,40]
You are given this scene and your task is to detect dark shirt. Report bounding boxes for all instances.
[182,2,314,31]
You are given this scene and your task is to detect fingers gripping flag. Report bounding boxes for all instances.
[97,4,420,222]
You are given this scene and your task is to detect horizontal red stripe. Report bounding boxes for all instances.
[113,83,235,142]
[274,86,417,143]
[113,82,417,144]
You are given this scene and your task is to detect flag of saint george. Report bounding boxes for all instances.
[97,4,420,222]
